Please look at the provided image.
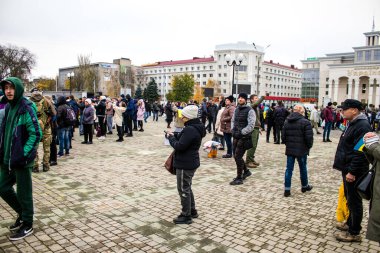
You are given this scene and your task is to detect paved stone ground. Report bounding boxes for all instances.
[1,119,379,253]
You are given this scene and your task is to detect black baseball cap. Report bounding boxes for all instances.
[338,99,363,110]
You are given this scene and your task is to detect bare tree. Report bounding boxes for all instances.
[0,44,36,80]
[71,54,98,91]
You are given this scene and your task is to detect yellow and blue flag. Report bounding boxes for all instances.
[354,138,365,152]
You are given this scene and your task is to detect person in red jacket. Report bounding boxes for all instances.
[323,102,334,142]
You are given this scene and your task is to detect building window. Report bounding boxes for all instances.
[224,73,227,77]
[203,74,207,77]
[203,66,206,70]
[209,74,213,77]
[374,50,380,61]
[218,65,222,69]
[357,51,363,61]
[197,67,200,70]
[362,83,367,93]
[197,74,200,78]
[365,51,371,62]
[185,67,188,71]
[210,66,213,70]
[191,67,194,70]
[223,89,226,93]
[203,81,206,85]
[223,81,227,84]
[218,73,221,77]
[180,68,183,71]
[224,65,227,69]
[237,65,247,71]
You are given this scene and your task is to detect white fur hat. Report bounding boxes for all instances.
[181,105,199,119]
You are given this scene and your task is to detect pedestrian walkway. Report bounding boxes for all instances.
[0,121,378,252]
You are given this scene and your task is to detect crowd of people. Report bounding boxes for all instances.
[0,76,378,245]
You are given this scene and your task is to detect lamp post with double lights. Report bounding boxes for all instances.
[225,53,244,100]
[67,71,74,95]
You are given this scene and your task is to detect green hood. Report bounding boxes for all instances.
[0,77,25,106]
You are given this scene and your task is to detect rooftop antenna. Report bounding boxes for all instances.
[373,16,375,32]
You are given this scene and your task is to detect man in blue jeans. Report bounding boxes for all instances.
[282,104,313,197]
[323,102,334,142]
[56,96,71,157]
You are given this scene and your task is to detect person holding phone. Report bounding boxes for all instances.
[166,105,206,224]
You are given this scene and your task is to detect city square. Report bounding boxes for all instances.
[0,120,379,253]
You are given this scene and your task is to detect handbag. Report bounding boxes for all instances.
[164,151,176,175]
[355,168,374,200]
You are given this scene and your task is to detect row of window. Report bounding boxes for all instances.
[265,68,301,77]
[264,83,300,90]
[145,65,214,74]
[265,76,301,84]
[357,49,380,62]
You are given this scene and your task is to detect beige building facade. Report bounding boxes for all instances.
[318,30,380,107]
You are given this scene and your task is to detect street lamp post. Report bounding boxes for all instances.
[225,53,244,100]
[67,71,74,95]
[252,43,270,95]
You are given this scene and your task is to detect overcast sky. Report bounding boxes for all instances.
[1,0,379,78]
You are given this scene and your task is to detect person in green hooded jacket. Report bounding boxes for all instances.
[0,77,42,241]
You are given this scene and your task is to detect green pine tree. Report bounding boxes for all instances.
[134,85,143,99]
[146,79,160,102]
[170,74,194,102]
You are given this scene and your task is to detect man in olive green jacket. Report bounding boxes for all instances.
[363,132,380,244]
[0,77,42,241]
[246,93,267,168]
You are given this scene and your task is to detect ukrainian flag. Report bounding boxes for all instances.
[354,138,365,152]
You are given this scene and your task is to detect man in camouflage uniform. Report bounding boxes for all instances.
[29,88,56,172]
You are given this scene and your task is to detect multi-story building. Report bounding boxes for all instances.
[58,58,135,97]
[317,28,380,106]
[261,60,302,106]
[140,57,216,100]
[300,58,320,103]
[140,42,302,105]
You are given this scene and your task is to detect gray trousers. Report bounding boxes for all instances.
[176,168,196,216]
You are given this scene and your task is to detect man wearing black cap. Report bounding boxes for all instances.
[333,99,371,242]
[230,93,256,185]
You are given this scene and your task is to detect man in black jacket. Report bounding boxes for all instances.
[333,99,372,242]
[167,105,206,224]
[230,93,256,185]
[282,104,313,197]
[274,101,289,144]
[266,103,277,143]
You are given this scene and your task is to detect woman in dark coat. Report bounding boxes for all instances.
[167,105,206,224]
[165,101,173,128]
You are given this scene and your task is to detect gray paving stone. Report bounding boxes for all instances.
[0,121,376,252]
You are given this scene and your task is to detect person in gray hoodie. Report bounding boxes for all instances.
[81,99,95,144]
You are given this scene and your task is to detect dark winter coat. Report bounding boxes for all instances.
[333,113,372,176]
[282,112,313,157]
[208,104,218,118]
[266,107,275,125]
[165,104,173,122]
[168,118,206,170]
[57,96,71,128]
[95,100,106,116]
[274,105,289,126]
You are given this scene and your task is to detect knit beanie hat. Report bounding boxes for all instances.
[238,93,248,101]
[85,98,92,104]
[225,95,234,103]
[181,105,199,119]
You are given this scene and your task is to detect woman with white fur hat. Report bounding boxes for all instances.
[166,105,206,224]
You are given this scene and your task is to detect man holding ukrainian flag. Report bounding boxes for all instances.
[333,99,372,243]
